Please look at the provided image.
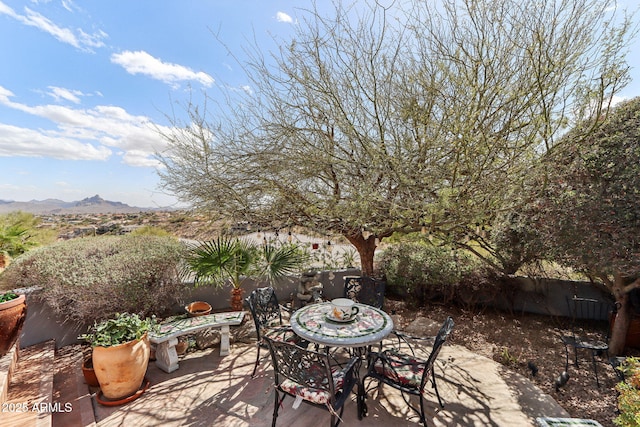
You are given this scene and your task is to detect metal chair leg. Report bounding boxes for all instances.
[251,342,261,378]
[591,350,600,387]
[431,366,445,409]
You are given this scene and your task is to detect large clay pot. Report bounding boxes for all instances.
[230,288,244,312]
[0,294,27,357]
[92,334,150,400]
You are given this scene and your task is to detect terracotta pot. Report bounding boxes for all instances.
[92,334,150,400]
[0,294,27,357]
[185,301,212,317]
[230,288,244,312]
[175,340,188,355]
[82,355,100,387]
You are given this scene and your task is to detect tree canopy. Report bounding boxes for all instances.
[519,97,640,354]
[157,0,634,276]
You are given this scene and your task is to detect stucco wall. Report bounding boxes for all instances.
[19,268,362,349]
[19,272,613,349]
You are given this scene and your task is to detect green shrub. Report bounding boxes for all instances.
[377,242,496,306]
[615,357,640,427]
[0,235,189,324]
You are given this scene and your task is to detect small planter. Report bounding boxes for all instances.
[81,355,100,387]
[185,301,212,317]
[0,293,27,357]
[175,339,188,355]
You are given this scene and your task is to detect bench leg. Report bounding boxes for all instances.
[155,338,179,373]
[220,325,230,356]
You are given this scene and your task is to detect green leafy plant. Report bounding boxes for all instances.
[0,291,18,303]
[378,242,487,305]
[79,313,157,348]
[499,347,519,366]
[186,236,307,289]
[614,357,640,427]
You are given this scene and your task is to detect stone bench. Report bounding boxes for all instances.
[149,311,245,373]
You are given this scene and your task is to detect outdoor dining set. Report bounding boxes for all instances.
[245,277,455,427]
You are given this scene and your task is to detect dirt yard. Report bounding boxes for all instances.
[385,298,640,427]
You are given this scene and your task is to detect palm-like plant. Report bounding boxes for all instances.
[188,237,259,289]
[186,236,307,310]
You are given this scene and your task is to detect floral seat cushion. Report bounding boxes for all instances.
[279,367,345,405]
[373,349,425,391]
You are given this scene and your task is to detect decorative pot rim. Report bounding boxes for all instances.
[0,294,25,310]
[185,301,212,316]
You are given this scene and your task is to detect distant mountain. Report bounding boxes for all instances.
[0,195,157,214]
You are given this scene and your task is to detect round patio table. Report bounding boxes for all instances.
[290,301,394,419]
[290,301,394,348]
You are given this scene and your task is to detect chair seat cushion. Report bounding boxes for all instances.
[279,367,345,405]
[373,349,425,390]
[561,335,608,351]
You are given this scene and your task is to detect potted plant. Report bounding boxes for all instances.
[185,236,307,311]
[0,290,27,357]
[79,313,156,401]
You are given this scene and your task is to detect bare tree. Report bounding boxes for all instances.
[157,0,634,276]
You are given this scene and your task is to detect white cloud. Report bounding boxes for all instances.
[47,86,84,104]
[0,123,111,160]
[276,11,293,23]
[0,1,106,51]
[111,50,214,88]
[0,85,170,166]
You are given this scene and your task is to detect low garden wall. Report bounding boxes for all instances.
[19,271,613,349]
[19,269,361,348]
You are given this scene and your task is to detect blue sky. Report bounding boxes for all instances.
[0,1,639,208]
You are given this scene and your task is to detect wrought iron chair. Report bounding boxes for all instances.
[560,296,615,387]
[363,316,454,426]
[264,334,359,427]
[246,287,306,378]
[343,276,386,309]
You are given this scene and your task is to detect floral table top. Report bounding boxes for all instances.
[291,302,393,348]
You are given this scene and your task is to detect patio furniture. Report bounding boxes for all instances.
[363,316,454,426]
[290,301,394,418]
[560,296,614,387]
[343,276,386,309]
[149,311,245,373]
[264,334,359,427]
[246,287,306,378]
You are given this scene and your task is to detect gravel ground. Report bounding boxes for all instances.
[385,298,640,427]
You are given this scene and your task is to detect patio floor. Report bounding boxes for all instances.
[89,340,569,426]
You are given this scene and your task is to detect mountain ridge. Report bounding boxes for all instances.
[0,195,164,214]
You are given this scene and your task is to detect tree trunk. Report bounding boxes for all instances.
[609,274,631,356]
[345,232,378,277]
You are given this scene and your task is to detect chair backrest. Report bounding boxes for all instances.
[246,287,283,340]
[264,335,336,398]
[566,296,614,341]
[420,316,454,390]
[344,276,386,309]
